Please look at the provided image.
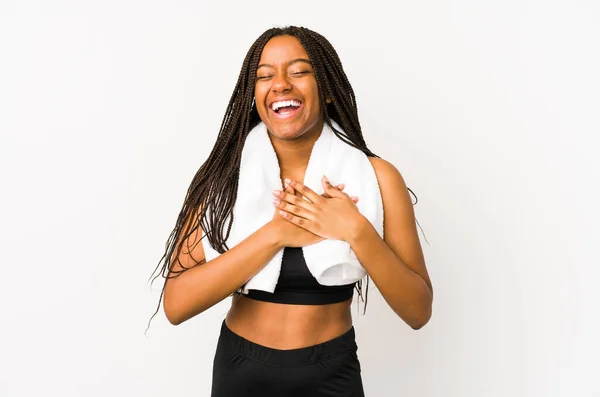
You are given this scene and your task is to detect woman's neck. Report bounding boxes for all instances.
[269,125,323,178]
[274,140,314,175]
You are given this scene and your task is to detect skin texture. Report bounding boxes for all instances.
[163,35,432,348]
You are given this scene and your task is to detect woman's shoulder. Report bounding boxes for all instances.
[367,157,408,192]
[367,157,416,223]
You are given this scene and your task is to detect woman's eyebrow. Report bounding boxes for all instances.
[257,58,312,69]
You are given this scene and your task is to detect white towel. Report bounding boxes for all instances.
[201,120,384,293]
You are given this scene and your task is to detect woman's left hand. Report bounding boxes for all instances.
[271,175,366,242]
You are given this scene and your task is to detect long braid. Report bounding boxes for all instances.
[146,26,418,331]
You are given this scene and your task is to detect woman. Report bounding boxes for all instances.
[150,26,433,396]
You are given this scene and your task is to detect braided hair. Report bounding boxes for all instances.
[147,26,417,330]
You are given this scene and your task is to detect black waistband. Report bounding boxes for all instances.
[243,286,354,305]
[218,320,357,367]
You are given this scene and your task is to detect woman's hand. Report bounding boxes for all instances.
[267,180,357,248]
[272,176,366,242]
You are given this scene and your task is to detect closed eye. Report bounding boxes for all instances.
[256,71,310,80]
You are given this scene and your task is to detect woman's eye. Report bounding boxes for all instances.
[291,70,310,76]
[256,75,273,80]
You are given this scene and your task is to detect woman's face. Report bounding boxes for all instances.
[254,35,323,141]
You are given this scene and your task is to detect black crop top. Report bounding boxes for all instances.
[243,247,355,305]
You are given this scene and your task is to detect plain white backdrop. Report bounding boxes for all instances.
[1,1,599,396]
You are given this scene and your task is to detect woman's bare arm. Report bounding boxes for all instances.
[163,221,281,325]
[163,181,352,325]
[272,158,433,329]
[348,158,433,329]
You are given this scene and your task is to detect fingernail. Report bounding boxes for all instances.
[272,190,281,197]
[284,178,291,184]
[272,198,280,205]
[338,183,345,189]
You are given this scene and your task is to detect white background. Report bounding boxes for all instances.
[1,1,599,396]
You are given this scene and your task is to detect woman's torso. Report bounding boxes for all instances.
[226,247,355,349]
[225,171,355,349]
[225,294,353,349]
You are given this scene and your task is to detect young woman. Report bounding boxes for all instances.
[150,26,433,397]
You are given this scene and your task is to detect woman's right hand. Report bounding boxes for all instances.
[267,182,357,248]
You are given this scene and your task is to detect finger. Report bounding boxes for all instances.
[322,184,344,199]
[284,183,294,195]
[285,179,323,203]
[273,198,316,220]
[278,210,315,232]
[283,178,294,191]
[272,189,316,218]
[351,196,359,203]
[321,175,344,198]
[273,189,314,209]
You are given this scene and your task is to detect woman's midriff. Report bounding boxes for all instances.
[225,295,354,349]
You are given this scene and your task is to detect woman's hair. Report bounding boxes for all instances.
[147,26,417,330]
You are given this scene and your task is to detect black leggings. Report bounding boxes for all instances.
[211,321,366,397]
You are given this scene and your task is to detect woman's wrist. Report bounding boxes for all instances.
[344,214,371,245]
[259,221,284,250]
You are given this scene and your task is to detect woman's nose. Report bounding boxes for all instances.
[271,73,292,93]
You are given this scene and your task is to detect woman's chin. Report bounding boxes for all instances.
[268,125,306,141]
[266,119,322,142]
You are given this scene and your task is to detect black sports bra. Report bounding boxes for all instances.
[243,247,355,305]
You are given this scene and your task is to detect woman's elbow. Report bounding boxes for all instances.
[163,291,209,325]
[163,288,195,326]
[408,307,432,330]
[163,298,185,326]
[402,291,433,330]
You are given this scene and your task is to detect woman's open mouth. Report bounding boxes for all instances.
[269,99,303,119]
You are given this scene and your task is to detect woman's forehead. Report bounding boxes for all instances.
[258,35,310,65]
